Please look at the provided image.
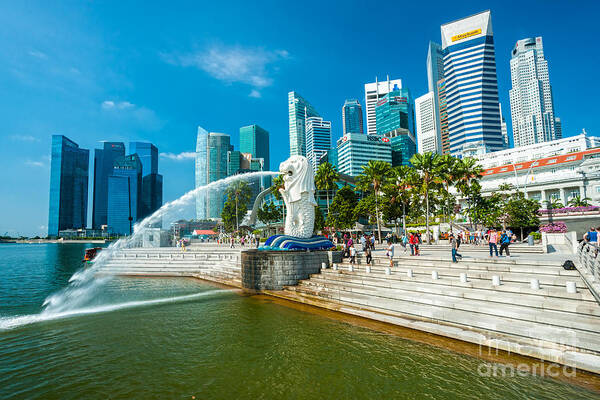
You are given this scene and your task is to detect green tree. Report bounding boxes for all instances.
[357,160,393,243]
[314,206,325,234]
[353,194,377,225]
[389,165,417,234]
[221,180,253,232]
[567,195,591,207]
[257,202,282,225]
[326,185,357,230]
[454,157,484,229]
[544,199,564,209]
[409,152,443,243]
[505,192,541,240]
[315,162,339,215]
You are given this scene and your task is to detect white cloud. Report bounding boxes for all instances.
[11,135,39,142]
[102,100,134,110]
[25,160,46,168]
[160,151,196,161]
[28,50,47,59]
[248,89,262,98]
[100,100,160,129]
[164,44,289,92]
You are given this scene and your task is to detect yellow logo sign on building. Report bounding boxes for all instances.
[451,28,482,42]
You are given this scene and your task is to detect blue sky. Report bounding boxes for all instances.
[1,1,599,236]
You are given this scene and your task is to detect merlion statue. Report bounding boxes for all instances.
[279,155,317,238]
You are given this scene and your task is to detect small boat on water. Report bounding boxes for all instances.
[83,247,102,264]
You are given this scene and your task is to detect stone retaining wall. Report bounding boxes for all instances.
[241,250,341,290]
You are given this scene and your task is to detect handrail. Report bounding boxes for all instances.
[576,241,600,304]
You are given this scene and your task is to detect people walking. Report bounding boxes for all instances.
[360,235,367,252]
[350,244,356,265]
[386,241,394,268]
[365,245,372,265]
[584,227,598,245]
[488,228,499,257]
[450,234,459,263]
[499,230,511,257]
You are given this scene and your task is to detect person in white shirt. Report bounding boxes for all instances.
[386,241,394,268]
[349,244,356,264]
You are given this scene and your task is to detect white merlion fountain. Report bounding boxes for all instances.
[241,157,337,290]
[245,155,334,252]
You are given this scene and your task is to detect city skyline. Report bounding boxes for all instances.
[2,1,600,236]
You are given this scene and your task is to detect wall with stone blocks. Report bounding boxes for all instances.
[241,250,341,290]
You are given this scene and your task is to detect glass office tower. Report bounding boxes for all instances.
[195,126,209,220]
[240,124,270,171]
[288,91,320,156]
[48,135,89,237]
[342,99,363,134]
[207,133,232,219]
[92,142,125,228]
[107,154,142,235]
[306,116,332,173]
[129,142,163,219]
[440,10,503,157]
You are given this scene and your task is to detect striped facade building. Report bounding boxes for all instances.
[440,10,504,157]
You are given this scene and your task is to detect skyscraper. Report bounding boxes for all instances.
[129,142,163,219]
[375,85,415,136]
[364,76,402,135]
[415,92,441,154]
[555,117,562,139]
[207,132,232,219]
[342,99,363,134]
[509,37,558,147]
[240,124,270,171]
[129,142,158,175]
[306,116,332,173]
[195,126,209,220]
[440,10,504,157]
[499,103,509,148]
[337,133,392,176]
[437,79,450,154]
[375,86,416,166]
[107,154,142,235]
[92,142,125,228]
[288,91,320,156]
[48,135,89,237]
[426,41,445,152]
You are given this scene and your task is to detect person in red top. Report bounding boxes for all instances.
[409,233,419,256]
[488,228,499,258]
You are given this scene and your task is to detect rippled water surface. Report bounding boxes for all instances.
[0,243,598,399]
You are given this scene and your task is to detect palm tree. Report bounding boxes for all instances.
[567,195,591,207]
[544,199,564,209]
[454,157,483,229]
[438,154,461,226]
[409,152,443,244]
[315,162,340,215]
[357,160,392,243]
[390,165,417,235]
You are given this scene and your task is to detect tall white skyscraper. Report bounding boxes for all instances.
[306,116,332,173]
[426,42,445,149]
[440,10,504,157]
[364,76,402,135]
[415,92,441,154]
[288,91,320,157]
[195,126,208,220]
[509,37,558,147]
[499,103,509,148]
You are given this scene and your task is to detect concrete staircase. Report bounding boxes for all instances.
[404,243,545,254]
[279,254,600,373]
[98,248,242,288]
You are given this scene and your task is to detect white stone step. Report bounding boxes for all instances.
[289,284,600,353]
[311,272,600,315]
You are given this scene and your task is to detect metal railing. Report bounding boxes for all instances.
[577,241,600,304]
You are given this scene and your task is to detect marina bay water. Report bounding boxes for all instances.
[1,243,598,399]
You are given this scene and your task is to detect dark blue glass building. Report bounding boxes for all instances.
[129,142,162,219]
[107,154,142,235]
[92,142,125,228]
[48,135,90,237]
[342,99,363,134]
